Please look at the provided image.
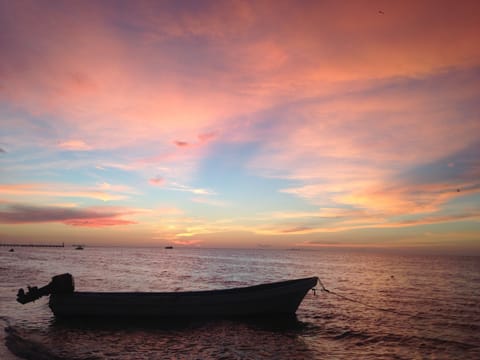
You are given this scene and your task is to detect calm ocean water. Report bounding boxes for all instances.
[1,247,479,359]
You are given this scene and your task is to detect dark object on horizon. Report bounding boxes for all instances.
[9,248,14,252]
[17,273,318,318]
[0,242,64,248]
[164,246,173,249]
[75,245,84,250]
[378,10,385,14]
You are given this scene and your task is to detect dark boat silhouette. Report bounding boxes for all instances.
[75,245,84,250]
[164,246,173,249]
[17,273,318,318]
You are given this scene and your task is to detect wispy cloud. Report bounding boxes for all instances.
[173,132,218,149]
[168,182,216,196]
[0,183,135,202]
[58,140,91,151]
[0,203,136,227]
[252,207,480,236]
[4,1,477,154]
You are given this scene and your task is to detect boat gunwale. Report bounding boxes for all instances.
[52,276,318,297]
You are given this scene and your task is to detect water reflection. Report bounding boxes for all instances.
[9,316,316,359]
[49,313,306,332]
[2,248,479,359]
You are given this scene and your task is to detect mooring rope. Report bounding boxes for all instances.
[316,278,426,319]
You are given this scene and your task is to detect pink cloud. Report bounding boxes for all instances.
[173,140,189,148]
[198,131,218,143]
[3,1,478,154]
[149,176,166,186]
[0,1,479,248]
[0,203,137,227]
[171,239,203,246]
[173,132,217,148]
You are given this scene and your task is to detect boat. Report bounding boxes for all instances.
[75,245,84,250]
[16,273,318,318]
[164,246,173,249]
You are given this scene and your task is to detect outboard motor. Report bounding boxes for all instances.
[17,273,74,304]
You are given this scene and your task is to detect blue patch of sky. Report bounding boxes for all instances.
[192,141,316,217]
[0,104,60,142]
[399,140,480,186]
[444,193,480,217]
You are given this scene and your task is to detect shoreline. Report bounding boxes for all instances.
[0,319,22,360]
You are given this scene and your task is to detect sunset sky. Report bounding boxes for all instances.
[1,0,479,253]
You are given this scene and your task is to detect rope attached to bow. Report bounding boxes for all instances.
[315,277,425,319]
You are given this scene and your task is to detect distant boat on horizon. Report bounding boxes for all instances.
[75,245,84,250]
[164,246,173,249]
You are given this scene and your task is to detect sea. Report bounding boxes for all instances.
[1,246,479,359]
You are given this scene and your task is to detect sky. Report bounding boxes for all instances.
[1,0,479,253]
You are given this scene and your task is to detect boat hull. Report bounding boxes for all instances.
[49,277,318,318]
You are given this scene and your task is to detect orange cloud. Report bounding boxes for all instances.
[171,239,203,246]
[58,140,91,151]
[0,183,133,202]
[64,218,136,227]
